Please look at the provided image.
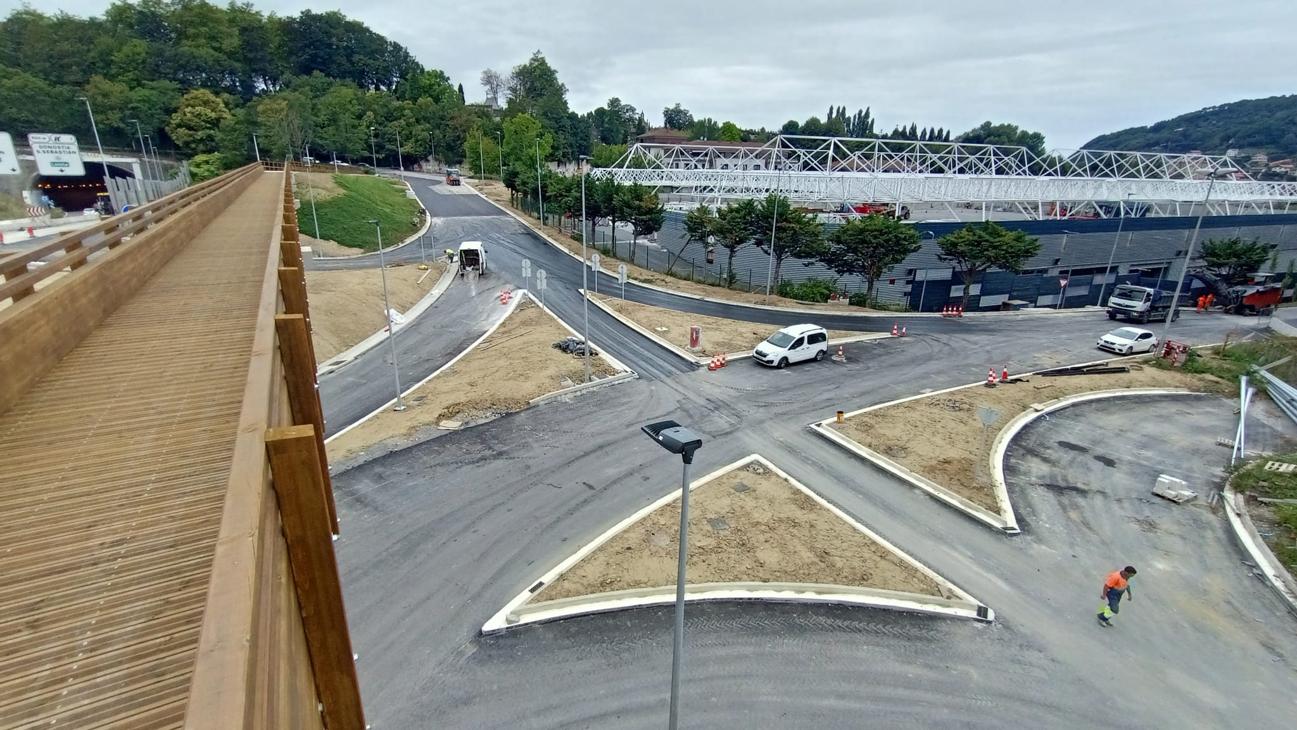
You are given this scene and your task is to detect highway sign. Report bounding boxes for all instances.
[0,133,19,175]
[617,263,628,284]
[590,252,601,271]
[536,268,547,290]
[522,258,532,278]
[28,133,85,176]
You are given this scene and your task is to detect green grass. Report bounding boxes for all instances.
[0,193,28,219]
[1232,453,1297,573]
[298,174,421,251]
[1148,335,1297,386]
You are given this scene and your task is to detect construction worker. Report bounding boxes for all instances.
[1196,295,1206,312]
[444,248,455,263]
[1205,293,1216,309]
[1097,565,1136,627]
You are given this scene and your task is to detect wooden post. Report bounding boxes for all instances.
[264,426,365,730]
[278,267,308,316]
[0,261,33,300]
[275,314,336,531]
[280,235,303,270]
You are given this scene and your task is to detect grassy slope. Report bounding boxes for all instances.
[0,193,29,219]
[299,175,421,251]
[1232,454,1297,571]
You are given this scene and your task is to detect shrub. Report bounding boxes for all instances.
[848,292,870,307]
[777,277,838,303]
[189,153,225,182]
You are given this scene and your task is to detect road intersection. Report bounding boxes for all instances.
[324,179,1297,728]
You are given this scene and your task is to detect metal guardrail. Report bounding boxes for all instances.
[1255,368,1297,424]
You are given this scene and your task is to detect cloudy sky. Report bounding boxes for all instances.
[18,0,1297,149]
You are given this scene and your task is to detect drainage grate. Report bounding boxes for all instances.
[707,517,730,531]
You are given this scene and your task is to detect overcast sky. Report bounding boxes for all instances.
[16,0,1297,149]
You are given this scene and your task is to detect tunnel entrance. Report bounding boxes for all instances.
[34,162,133,213]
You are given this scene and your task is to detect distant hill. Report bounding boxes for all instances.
[1083,95,1297,159]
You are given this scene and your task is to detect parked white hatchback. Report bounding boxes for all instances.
[753,324,829,368]
[1097,326,1158,355]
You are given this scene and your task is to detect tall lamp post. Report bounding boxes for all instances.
[128,118,152,195]
[1161,160,1231,345]
[763,194,781,301]
[251,132,261,163]
[369,219,406,411]
[369,126,379,171]
[394,128,405,181]
[1056,230,1077,309]
[580,155,592,383]
[77,96,108,186]
[535,138,546,224]
[918,230,936,312]
[640,420,704,730]
[497,131,504,182]
[1096,193,1136,307]
[144,134,161,186]
[302,143,321,240]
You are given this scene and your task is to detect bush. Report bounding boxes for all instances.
[777,277,838,303]
[189,153,225,182]
[848,292,870,307]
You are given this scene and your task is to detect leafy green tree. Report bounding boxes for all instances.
[1200,236,1272,284]
[501,113,551,204]
[821,215,921,305]
[667,205,717,274]
[663,103,693,130]
[616,183,664,260]
[188,152,226,182]
[713,199,759,286]
[957,121,1047,158]
[752,194,825,285]
[718,121,743,142]
[937,221,1041,308]
[167,89,233,154]
[589,143,626,168]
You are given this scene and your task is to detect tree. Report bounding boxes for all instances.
[457,83,465,102]
[821,215,921,305]
[501,113,550,200]
[713,199,759,286]
[480,68,504,108]
[1200,237,1272,284]
[188,152,225,182]
[589,143,626,168]
[667,205,716,274]
[937,222,1041,308]
[663,103,693,130]
[957,121,1047,158]
[752,194,825,285]
[718,121,743,142]
[167,89,233,154]
[619,183,665,260]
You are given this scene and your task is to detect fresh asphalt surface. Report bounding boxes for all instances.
[323,178,1297,727]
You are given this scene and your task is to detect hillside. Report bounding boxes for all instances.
[1084,95,1297,159]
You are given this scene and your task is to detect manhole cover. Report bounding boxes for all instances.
[707,517,730,531]
[732,481,751,493]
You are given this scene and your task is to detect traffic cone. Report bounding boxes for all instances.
[941,305,950,317]
[719,353,728,368]
[1001,366,1009,383]
[891,322,899,336]
[27,226,35,238]
[900,325,907,337]
[832,345,846,362]
[956,305,964,318]
[986,367,997,387]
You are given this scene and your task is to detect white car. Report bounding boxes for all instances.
[752,324,829,368]
[1097,326,1158,355]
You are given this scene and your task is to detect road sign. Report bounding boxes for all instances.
[1058,277,1069,288]
[0,133,19,175]
[27,133,85,176]
[522,258,532,278]
[590,252,601,271]
[536,268,547,305]
[617,263,628,284]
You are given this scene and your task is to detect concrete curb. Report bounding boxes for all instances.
[324,289,631,446]
[989,388,1201,532]
[316,261,458,377]
[529,371,638,405]
[1222,477,1297,616]
[310,177,434,260]
[1269,315,1297,338]
[481,453,992,634]
[584,290,892,366]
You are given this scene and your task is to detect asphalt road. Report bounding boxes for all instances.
[331,271,1296,729]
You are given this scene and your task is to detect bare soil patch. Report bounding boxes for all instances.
[536,460,948,603]
[591,293,858,356]
[326,299,623,463]
[291,171,346,201]
[832,364,1224,513]
[305,262,445,363]
[474,179,883,312]
[304,233,365,258]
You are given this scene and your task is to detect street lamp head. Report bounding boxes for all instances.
[367,219,379,225]
[641,420,703,464]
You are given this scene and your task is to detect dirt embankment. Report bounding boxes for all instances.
[473,179,882,311]
[305,263,444,363]
[591,293,859,356]
[326,299,622,463]
[537,460,947,603]
[832,365,1222,513]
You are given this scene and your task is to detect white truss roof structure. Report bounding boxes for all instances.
[594,135,1297,214]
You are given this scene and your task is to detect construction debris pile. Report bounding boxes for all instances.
[553,336,599,357]
[1038,362,1131,377]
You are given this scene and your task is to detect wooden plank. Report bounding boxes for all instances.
[278,267,307,317]
[264,426,364,730]
[274,315,337,532]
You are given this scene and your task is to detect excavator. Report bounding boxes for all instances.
[1188,269,1283,315]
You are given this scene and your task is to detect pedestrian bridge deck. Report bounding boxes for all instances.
[0,171,284,727]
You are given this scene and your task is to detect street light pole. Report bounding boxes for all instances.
[478,129,486,181]
[918,231,936,312]
[764,195,780,301]
[497,131,504,182]
[143,134,161,188]
[78,96,108,195]
[1161,164,1227,345]
[251,133,261,163]
[1096,194,1135,308]
[371,219,406,411]
[535,138,546,225]
[1056,230,1075,309]
[128,118,151,194]
[369,127,379,171]
[639,420,704,730]
[395,128,405,181]
[303,143,321,240]
[580,156,592,383]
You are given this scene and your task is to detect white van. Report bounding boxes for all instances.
[752,324,829,368]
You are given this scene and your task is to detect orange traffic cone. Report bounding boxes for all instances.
[900,325,907,337]
[1001,366,1009,383]
[891,322,899,336]
[986,367,997,387]
[719,353,728,368]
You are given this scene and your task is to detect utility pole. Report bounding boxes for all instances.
[764,195,780,301]
[535,138,545,224]
[371,220,406,411]
[478,129,486,181]
[129,118,151,194]
[395,127,405,181]
[580,156,592,383]
[78,97,108,197]
[1162,161,1229,345]
[369,127,379,171]
[303,143,321,240]
[497,131,504,182]
[252,133,261,163]
[1096,193,1135,308]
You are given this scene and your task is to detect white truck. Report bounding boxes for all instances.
[1106,284,1182,324]
[458,240,487,277]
